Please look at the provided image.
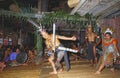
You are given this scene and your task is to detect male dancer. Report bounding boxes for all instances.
[40,30,76,74]
[85,25,100,66]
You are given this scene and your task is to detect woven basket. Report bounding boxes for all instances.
[67,0,80,8]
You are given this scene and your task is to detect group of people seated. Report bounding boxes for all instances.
[0,44,37,72]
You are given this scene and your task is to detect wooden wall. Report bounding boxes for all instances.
[100,16,120,51]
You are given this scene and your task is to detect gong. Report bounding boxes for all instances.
[16,52,27,64]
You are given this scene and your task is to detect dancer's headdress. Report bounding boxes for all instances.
[102,27,114,35]
[87,25,92,28]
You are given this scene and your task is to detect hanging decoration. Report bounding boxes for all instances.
[0,9,98,29]
[67,0,80,8]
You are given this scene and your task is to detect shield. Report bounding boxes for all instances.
[16,52,27,63]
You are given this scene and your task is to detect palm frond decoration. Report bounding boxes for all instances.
[11,0,38,13]
[38,10,97,29]
[0,9,28,20]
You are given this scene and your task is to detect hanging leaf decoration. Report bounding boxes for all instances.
[0,8,98,29]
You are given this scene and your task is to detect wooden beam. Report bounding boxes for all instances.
[70,0,86,15]
[98,2,120,18]
[92,0,120,16]
[77,0,99,16]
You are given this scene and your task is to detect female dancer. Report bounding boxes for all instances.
[95,28,119,74]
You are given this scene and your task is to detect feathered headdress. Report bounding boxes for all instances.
[87,25,92,28]
[102,27,114,35]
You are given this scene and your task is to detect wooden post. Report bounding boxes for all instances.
[38,0,42,13]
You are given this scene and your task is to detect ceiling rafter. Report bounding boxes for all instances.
[77,0,99,16]
[92,0,119,16]
[98,2,120,18]
[70,0,120,18]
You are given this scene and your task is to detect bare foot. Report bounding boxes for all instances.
[58,68,63,73]
[110,68,115,73]
[22,63,28,66]
[49,71,57,74]
[95,71,101,75]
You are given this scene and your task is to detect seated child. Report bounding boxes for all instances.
[0,61,6,71]
[27,50,35,64]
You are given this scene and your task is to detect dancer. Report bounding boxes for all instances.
[95,28,119,74]
[40,30,76,74]
[85,25,100,66]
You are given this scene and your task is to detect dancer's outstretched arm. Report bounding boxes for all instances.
[56,35,76,41]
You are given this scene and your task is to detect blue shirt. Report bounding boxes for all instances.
[10,52,18,61]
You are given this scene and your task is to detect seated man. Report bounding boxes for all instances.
[9,48,20,66]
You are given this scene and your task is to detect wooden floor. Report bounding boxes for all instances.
[0,59,120,78]
[0,64,41,78]
[40,59,120,78]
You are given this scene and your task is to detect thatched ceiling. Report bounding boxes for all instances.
[70,0,120,18]
[0,0,120,18]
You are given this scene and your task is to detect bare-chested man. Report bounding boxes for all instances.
[40,30,76,74]
[85,25,100,66]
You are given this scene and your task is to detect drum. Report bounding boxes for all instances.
[16,52,27,64]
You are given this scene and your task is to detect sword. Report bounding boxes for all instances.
[53,23,56,53]
[58,46,78,53]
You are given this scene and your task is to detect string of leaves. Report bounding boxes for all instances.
[0,9,28,21]
[39,10,98,28]
[0,9,98,28]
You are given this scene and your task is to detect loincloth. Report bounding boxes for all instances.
[87,42,95,60]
